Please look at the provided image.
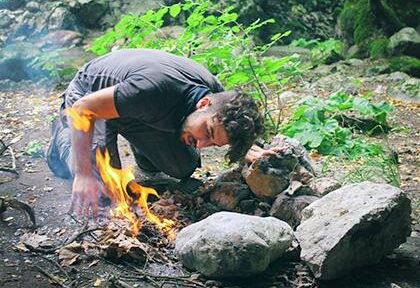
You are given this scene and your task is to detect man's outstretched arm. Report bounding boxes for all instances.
[68,86,119,218]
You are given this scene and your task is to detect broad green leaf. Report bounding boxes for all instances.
[169,4,182,17]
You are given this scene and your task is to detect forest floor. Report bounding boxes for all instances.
[0,60,419,288]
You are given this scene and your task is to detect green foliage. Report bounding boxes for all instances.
[388,56,420,78]
[290,38,320,49]
[290,38,344,64]
[281,92,394,159]
[311,39,344,64]
[24,140,44,158]
[29,48,79,84]
[369,38,389,59]
[338,0,418,56]
[90,0,303,134]
[46,113,59,124]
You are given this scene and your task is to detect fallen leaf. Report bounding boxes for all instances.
[20,233,54,250]
[14,242,29,252]
[58,242,83,267]
[93,278,102,287]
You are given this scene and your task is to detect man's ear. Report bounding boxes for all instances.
[196,97,212,110]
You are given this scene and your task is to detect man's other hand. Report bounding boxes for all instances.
[245,144,287,164]
[70,174,103,218]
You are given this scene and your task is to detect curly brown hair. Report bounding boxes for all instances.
[210,90,264,163]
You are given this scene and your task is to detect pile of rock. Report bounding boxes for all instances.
[195,135,341,228]
[176,135,412,280]
[176,182,411,280]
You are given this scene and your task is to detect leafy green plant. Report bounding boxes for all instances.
[290,38,321,49]
[281,92,393,159]
[90,0,304,134]
[24,140,44,158]
[290,38,344,64]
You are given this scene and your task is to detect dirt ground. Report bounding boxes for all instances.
[0,80,419,288]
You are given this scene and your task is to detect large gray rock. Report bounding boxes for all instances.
[175,212,295,278]
[0,10,13,29]
[295,182,411,280]
[309,177,341,197]
[388,27,420,58]
[48,6,78,31]
[71,0,109,28]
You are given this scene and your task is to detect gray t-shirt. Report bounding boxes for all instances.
[71,49,224,132]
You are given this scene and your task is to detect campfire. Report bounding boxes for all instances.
[66,107,176,239]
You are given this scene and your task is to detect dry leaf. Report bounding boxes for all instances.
[99,232,148,263]
[58,242,83,266]
[93,278,102,287]
[14,242,29,252]
[20,233,54,250]
[97,220,149,263]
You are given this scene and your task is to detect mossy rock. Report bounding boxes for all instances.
[338,0,378,47]
[388,27,420,58]
[369,38,390,59]
[338,0,420,56]
[388,56,420,78]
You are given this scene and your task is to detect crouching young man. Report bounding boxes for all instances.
[46,48,264,217]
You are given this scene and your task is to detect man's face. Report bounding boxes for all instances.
[181,110,229,149]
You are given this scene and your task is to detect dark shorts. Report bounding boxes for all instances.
[46,78,200,180]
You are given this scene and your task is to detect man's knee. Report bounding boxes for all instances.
[162,160,199,179]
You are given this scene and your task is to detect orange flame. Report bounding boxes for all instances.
[96,147,176,239]
[64,107,97,132]
[67,107,176,239]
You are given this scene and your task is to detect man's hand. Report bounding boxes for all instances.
[245,144,287,164]
[68,86,119,219]
[70,174,103,218]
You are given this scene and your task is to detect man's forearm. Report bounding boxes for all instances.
[70,119,95,176]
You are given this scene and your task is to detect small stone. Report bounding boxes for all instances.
[205,280,222,287]
[26,1,40,12]
[270,194,319,228]
[309,177,341,197]
[238,199,257,213]
[258,202,271,212]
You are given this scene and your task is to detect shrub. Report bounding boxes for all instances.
[281,92,394,159]
[90,0,305,135]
